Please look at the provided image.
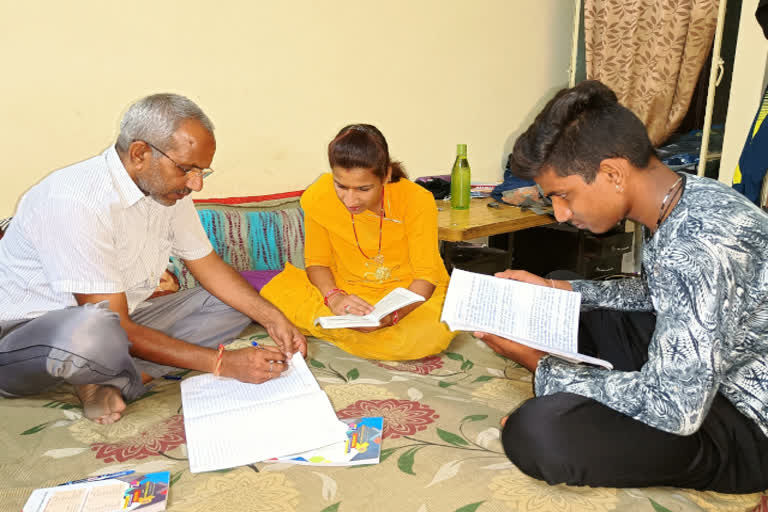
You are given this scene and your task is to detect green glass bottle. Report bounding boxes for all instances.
[450,143,471,210]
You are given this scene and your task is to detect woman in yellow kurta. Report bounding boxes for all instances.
[261,124,456,360]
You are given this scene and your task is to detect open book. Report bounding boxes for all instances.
[265,416,384,466]
[181,352,348,473]
[23,471,170,512]
[315,287,425,329]
[441,269,612,369]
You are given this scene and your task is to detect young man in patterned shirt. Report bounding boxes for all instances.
[477,80,768,492]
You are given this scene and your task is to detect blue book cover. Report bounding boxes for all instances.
[267,417,383,466]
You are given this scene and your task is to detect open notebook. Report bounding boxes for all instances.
[181,352,348,473]
[441,269,612,369]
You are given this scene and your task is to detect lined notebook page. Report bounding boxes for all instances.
[181,353,348,473]
[182,353,318,419]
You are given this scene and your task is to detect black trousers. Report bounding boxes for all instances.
[502,308,768,493]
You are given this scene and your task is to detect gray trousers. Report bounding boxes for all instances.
[0,287,251,401]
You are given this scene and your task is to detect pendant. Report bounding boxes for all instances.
[364,254,392,282]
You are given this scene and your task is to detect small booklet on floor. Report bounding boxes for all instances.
[441,269,612,369]
[264,416,384,466]
[181,352,349,473]
[23,470,170,512]
[314,287,425,329]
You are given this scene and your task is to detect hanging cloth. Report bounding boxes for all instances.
[732,1,768,205]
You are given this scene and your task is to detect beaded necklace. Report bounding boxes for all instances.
[350,190,390,281]
[645,172,686,241]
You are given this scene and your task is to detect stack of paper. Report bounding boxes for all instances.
[181,352,348,473]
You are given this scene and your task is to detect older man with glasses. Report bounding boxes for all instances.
[0,93,306,425]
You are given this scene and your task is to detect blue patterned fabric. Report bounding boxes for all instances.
[248,211,295,270]
[198,209,249,269]
[170,207,305,288]
[536,174,768,437]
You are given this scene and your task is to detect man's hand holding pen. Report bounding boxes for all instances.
[217,342,288,383]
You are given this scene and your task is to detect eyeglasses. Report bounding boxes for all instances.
[137,140,214,180]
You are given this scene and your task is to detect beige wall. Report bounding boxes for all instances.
[0,1,574,217]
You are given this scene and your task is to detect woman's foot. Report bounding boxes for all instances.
[75,384,126,425]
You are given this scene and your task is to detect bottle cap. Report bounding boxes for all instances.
[456,144,467,156]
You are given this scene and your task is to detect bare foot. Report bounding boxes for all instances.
[76,384,126,425]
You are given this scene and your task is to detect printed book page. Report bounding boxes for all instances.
[181,353,348,473]
[23,471,170,512]
[315,287,425,329]
[441,269,612,369]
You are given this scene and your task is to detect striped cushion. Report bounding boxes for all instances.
[171,206,304,289]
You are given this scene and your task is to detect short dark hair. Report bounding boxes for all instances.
[328,124,407,182]
[509,80,655,183]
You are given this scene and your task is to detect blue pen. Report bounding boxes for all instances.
[59,470,135,486]
[253,341,290,366]
[162,374,182,381]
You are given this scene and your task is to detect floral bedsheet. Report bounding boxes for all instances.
[1,326,764,512]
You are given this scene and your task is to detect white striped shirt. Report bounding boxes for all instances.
[0,146,212,320]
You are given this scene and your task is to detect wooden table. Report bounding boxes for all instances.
[437,197,554,241]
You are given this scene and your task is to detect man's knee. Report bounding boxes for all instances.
[502,393,587,484]
[199,290,250,323]
[178,286,251,328]
[197,290,252,339]
[48,303,131,373]
[0,304,135,395]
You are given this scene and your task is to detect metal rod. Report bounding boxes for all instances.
[698,0,729,177]
[569,0,583,87]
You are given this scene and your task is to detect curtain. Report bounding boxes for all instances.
[584,0,720,145]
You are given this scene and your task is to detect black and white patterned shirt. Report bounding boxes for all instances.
[536,174,768,437]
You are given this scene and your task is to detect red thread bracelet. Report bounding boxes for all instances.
[213,344,225,376]
[323,288,346,307]
[392,310,400,325]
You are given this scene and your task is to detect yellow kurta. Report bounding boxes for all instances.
[261,173,455,360]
